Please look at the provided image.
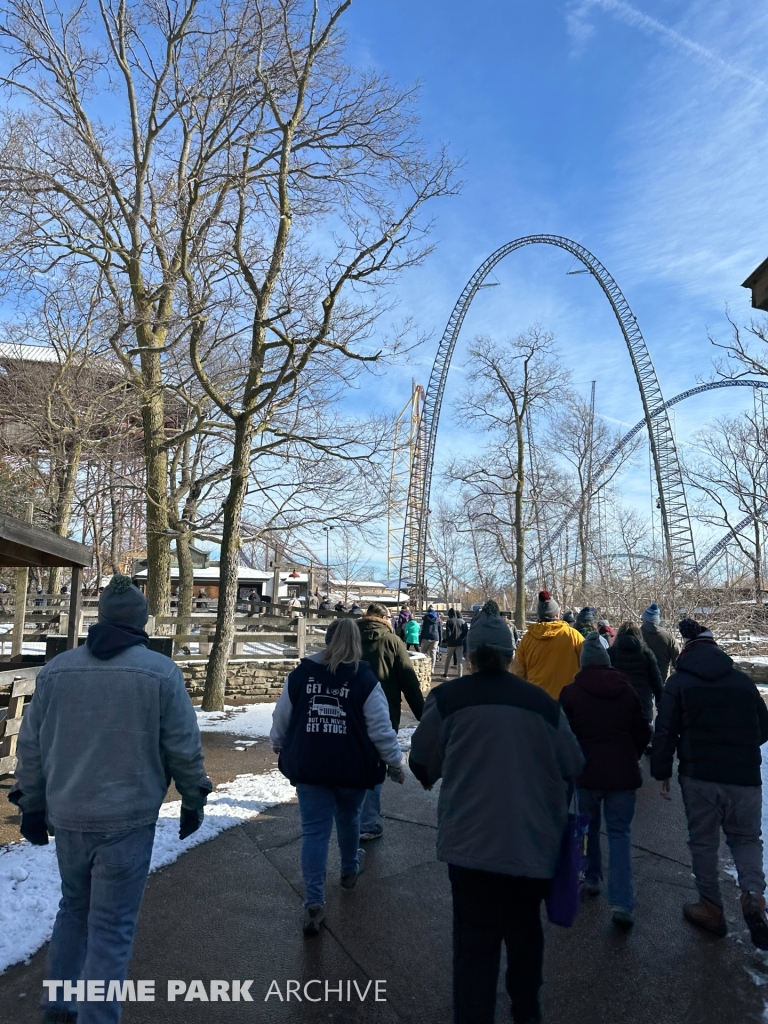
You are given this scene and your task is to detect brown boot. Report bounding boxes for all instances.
[741,892,768,950]
[683,896,727,937]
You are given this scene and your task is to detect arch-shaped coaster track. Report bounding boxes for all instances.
[403,235,695,604]
[546,378,768,573]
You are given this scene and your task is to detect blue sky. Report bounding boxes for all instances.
[320,0,768,572]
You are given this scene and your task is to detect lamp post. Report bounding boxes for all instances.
[322,526,333,595]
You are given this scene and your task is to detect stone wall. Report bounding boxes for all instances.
[410,653,432,695]
[182,651,433,701]
[181,659,299,700]
[732,658,768,686]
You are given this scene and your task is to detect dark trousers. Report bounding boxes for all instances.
[449,864,550,1024]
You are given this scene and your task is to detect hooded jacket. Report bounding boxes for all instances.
[396,609,412,631]
[357,616,425,730]
[560,666,652,791]
[420,610,442,644]
[444,613,468,648]
[512,621,584,700]
[409,671,584,877]
[9,643,210,831]
[651,638,768,786]
[640,624,679,681]
[404,618,421,645]
[608,633,663,721]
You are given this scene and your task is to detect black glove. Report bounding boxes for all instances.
[20,810,49,846]
[179,806,204,840]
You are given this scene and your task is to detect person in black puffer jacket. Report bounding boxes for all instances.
[651,618,768,950]
[608,621,663,725]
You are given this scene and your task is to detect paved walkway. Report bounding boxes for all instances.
[2,725,768,1022]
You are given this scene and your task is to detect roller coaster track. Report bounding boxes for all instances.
[402,235,695,606]
[547,378,768,573]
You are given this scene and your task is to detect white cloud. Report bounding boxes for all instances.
[569,0,766,87]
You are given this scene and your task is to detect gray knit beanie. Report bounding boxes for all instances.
[467,600,514,656]
[98,574,149,630]
[580,631,610,667]
[537,590,560,622]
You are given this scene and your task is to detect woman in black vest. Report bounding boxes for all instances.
[270,617,405,935]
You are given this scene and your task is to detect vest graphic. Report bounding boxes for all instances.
[305,677,349,734]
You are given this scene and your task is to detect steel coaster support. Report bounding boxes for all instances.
[547,379,768,572]
[405,235,696,607]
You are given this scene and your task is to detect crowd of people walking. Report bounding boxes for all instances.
[8,578,768,1024]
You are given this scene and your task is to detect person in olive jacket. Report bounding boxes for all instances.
[561,633,651,927]
[609,621,663,726]
[640,602,680,681]
[357,604,425,840]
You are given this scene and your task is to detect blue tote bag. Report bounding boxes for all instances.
[545,787,590,928]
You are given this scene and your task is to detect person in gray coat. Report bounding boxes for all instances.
[409,600,584,1024]
[9,574,211,1024]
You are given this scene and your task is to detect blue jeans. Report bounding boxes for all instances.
[579,789,637,912]
[360,783,383,832]
[44,824,156,1024]
[296,784,366,906]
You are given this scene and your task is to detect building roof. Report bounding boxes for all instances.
[0,513,92,568]
[0,343,63,364]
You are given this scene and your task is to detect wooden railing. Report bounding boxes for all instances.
[0,603,339,664]
[0,668,38,777]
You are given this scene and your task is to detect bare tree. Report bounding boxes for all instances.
[177,3,457,708]
[427,500,472,605]
[687,412,768,608]
[451,326,571,628]
[553,394,642,600]
[0,269,136,589]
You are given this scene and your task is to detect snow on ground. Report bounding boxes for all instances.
[0,702,416,975]
[0,771,295,975]
[195,702,277,738]
[196,701,416,752]
[398,727,416,751]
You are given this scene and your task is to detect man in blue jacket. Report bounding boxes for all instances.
[9,574,211,1024]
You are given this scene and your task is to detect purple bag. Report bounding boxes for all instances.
[545,789,590,928]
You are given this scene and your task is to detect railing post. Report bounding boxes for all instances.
[10,502,33,659]
[297,616,307,659]
[67,566,83,650]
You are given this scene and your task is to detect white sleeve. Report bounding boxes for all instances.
[363,683,403,767]
[269,678,293,751]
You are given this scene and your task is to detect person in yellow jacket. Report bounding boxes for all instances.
[513,590,584,699]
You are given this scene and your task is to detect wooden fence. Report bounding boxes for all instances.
[0,602,333,664]
[0,668,38,778]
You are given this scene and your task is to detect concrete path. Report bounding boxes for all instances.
[2,737,768,1022]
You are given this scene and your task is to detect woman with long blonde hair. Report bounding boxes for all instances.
[270,617,405,936]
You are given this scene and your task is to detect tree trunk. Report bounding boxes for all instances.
[109,480,122,574]
[514,419,526,631]
[578,503,588,599]
[202,418,252,711]
[175,530,195,654]
[48,439,83,594]
[755,520,762,613]
[139,350,171,618]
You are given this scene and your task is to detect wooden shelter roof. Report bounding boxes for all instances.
[0,513,92,568]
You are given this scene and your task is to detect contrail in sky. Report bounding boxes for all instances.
[582,0,766,88]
